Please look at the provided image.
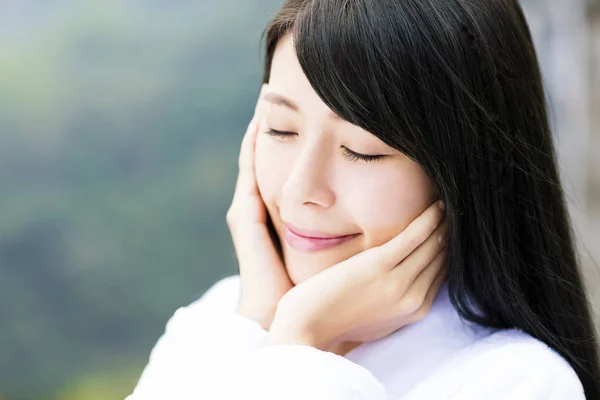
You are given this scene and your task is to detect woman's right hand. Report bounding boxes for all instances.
[226,84,294,331]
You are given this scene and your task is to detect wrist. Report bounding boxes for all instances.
[267,323,320,348]
[238,304,275,331]
[266,292,329,350]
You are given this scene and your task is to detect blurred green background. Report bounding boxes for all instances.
[0,1,280,399]
[1,1,599,399]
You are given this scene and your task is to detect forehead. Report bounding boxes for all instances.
[268,34,334,118]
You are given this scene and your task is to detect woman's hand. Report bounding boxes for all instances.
[226,83,294,331]
[267,200,447,351]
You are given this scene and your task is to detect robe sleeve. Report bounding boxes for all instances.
[126,275,270,399]
[216,344,387,400]
[127,280,583,400]
[209,329,583,400]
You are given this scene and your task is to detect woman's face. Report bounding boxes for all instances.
[256,33,436,284]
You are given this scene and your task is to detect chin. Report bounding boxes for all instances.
[284,254,329,284]
[282,246,354,285]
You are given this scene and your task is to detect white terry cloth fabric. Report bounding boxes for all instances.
[126,275,584,400]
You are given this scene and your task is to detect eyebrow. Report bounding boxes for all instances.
[263,92,342,121]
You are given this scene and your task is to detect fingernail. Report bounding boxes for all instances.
[439,201,445,211]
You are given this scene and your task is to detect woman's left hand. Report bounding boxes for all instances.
[267,200,448,351]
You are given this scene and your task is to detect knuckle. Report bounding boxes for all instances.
[226,209,239,226]
[384,279,406,301]
[381,280,398,300]
[361,246,386,269]
[413,302,433,321]
[426,215,440,234]
[365,264,384,286]
[425,220,438,237]
[398,294,423,315]
[405,234,420,249]
[373,247,391,266]
[437,231,446,246]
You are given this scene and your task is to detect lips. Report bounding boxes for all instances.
[285,224,349,239]
[284,223,360,252]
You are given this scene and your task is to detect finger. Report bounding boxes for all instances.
[399,246,447,317]
[238,84,267,172]
[234,118,260,198]
[376,200,445,269]
[409,255,447,323]
[254,83,268,118]
[391,218,446,283]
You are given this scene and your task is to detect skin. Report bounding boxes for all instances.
[255,33,437,286]
[247,33,441,355]
[229,89,446,357]
[267,200,448,353]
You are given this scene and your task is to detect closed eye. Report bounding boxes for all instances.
[265,128,386,163]
[341,148,385,163]
[265,128,297,138]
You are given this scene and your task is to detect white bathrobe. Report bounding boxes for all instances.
[126,275,584,399]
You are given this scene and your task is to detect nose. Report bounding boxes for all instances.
[281,142,335,209]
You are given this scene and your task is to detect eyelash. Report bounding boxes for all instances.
[265,128,385,163]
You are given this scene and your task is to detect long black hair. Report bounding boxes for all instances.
[261,0,600,398]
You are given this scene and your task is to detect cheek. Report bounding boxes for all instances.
[344,164,435,247]
[255,129,287,210]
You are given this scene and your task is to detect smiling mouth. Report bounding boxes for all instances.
[284,227,360,253]
[284,222,357,239]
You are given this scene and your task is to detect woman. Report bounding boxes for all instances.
[128,0,600,398]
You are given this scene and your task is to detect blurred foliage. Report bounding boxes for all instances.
[0,1,280,399]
